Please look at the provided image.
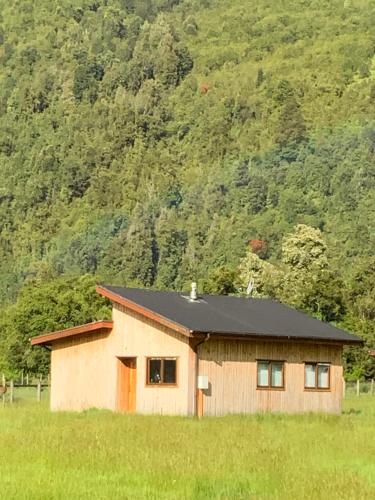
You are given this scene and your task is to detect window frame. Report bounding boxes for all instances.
[146,357,178,387]
[256,360,285,391]
[304,362,331,391]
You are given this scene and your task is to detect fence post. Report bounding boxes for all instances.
[10,380,14,404]
[37,381,41,403]
[2,374,5,405]
[342,378,346,399]
[21,371,24,386]
[26,373,29,386]
[371,379,374,396]
[356,379,360,397]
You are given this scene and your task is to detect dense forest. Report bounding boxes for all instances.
[0,0,374,378]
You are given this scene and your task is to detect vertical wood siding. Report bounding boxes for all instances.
[50,329,113,411]
[110,304,194,415]
[50,309,344,415]
[50,305,194,414]
[198,339,343,415]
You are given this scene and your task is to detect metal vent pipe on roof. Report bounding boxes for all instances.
[190,282,198,301]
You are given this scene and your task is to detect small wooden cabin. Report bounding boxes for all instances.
[31,285,361,416]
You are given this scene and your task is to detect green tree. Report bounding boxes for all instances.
[346,258,375,321]
[155,209,187,289]
[276,96,306,148]
[203,267,237,295]
[238,250,282,298]
[100,205,157,286]
[281,224,328,272]
[0,275,111,376]
[280,225,344,321]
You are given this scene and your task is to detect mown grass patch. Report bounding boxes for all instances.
[1,395,375,499]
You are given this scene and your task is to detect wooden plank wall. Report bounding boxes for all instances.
[50,329,113,411]
[50,306,194,414]
[110,304,193,415]
[49,307,344,416]
[198,339,343,415]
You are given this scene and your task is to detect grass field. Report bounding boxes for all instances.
[1,391,375,499]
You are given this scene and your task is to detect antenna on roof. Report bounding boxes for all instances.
[246,278,255,297]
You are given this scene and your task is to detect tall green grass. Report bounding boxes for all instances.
[1,395,375,499]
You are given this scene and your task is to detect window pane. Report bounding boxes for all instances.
[257,362,269,387]
[305,364,316,388]
[149,359,162,383]
[271,362,283,387]
[318,364,330,389]
[163,359,176,384]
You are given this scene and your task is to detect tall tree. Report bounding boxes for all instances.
[276,96,307,148]
[100,205,157,287]
[280,225,344,321]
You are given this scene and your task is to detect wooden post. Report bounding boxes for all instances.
[10,380,14,404]
[371,379,374,396]
[2,374,5,405]
[21,371,24,386]
[197,388,204,418]
[37,381,41,403]
[342,378,346,399]
[26,373,29,386]
[356,379,360,397]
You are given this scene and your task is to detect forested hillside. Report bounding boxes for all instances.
[0,0,374,377]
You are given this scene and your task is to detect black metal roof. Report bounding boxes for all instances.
[100,286,361,344]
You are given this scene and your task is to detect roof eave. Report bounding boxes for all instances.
[30,320,114,346]
[191,331,363,345]
[96,285,192,337]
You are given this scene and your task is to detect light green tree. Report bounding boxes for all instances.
[238,251,282,298]
[281,224,328,271]
[280,225,344,321]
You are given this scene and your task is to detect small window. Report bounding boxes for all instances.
[146,358,177,385]
[304,363,330,390]
[257,360,284,389]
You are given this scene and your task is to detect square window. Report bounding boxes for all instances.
[304,362,330,390]
[257,361,284,389]
[147,358,177,385]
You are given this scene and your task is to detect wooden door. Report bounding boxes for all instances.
[117,357,137,412]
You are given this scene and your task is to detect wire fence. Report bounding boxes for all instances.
[1,373,50,405]
[344,379,375,397]
[1,375,374,406]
